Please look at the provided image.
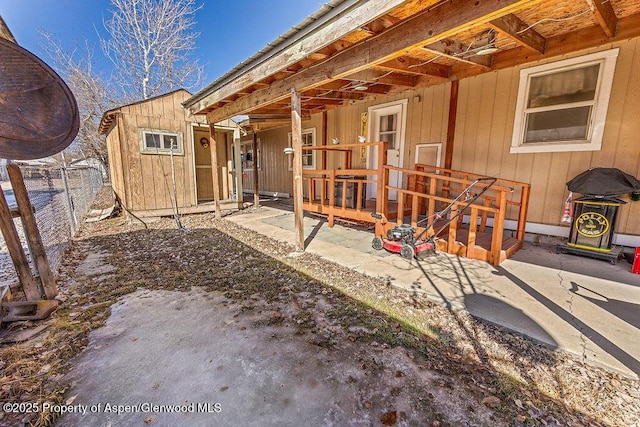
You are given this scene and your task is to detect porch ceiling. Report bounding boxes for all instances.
[185,0,640,127]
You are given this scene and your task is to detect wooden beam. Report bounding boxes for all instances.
[587,0,617,38]
[252,132,260,208]
[189,0,408,115]
[8,165,56,299]
[377,56,450,78]
[490,12,640,72]
[207,0,541,122]
[431,13,640,90]
[347,69,417,87]
[302,89,366,101]
[0,180,40,301]
[445,79,459,170]
[291,87,304,252]
[302,98,345,106]
[209,125,222,219]
[488,13,546,54]
[422,39,492,69]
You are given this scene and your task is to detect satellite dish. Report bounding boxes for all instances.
[0,37,79,160]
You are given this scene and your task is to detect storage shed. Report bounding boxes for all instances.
[99,89,242,217]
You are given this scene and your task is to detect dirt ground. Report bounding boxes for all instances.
[1,190,639,426]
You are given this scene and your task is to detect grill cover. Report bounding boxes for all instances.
[566,167,640,196]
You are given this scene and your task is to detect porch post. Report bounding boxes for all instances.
[444,78,459,170]
[291,87,305,251]
[252,132,260,208]
[209,124,222,219]
[233,128,243,209]
[321,111,328,170]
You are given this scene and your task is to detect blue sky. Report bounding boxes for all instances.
[0,0,323,86]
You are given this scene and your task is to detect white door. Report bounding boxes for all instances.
[367,99,407,201]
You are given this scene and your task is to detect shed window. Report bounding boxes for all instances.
[141,129,183,154]
[510,49,618,154]
[288,128,316,170]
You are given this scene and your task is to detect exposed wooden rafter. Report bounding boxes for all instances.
[343,69,417,87]
[377,56,450,78]
[422,39,493,69]
[205,0,542,122]
[488,14,546,53]
[302,88,367,101]
[188,0,407,113]
[587,0,618,37]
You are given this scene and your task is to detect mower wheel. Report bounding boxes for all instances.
[400,245,414,259]
[372,237,383,251]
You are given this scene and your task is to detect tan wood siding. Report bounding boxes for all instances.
[453,39,640,235]
[105,127,126,203]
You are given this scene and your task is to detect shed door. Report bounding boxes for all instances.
[194,130,213,202]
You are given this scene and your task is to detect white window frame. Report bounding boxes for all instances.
[240,139,261,171]
[288,127,316,170]
[510,49,618,154]
[140,129,184,155]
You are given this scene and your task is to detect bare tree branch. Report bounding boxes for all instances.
[101,0,204,100]
[40,31,118,173]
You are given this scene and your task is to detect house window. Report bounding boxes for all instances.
[141,129,183,154]
[378,113,398,149]
[240,139,261,171]
[288,128,316,170]
[510,49,618,154]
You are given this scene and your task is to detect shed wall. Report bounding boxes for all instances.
[115,90,198,212]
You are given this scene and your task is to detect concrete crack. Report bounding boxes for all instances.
[559,259,589,361]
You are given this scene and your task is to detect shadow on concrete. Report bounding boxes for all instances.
[510,243,640,287]
[304,218,326,250]
[494,267,640,377]
[411,254,559,377]
[463,293,557,347]
[570,281,640,330]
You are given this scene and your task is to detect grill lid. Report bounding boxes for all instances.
[566,167,640,196]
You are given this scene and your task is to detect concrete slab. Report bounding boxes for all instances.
[60,288,498,427]
[226,205,640,379]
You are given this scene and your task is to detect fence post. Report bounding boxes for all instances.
[7,164,57,299]
[0,184,41,300]
[61,167,77,235]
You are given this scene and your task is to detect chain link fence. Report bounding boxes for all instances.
[0,164,104,284]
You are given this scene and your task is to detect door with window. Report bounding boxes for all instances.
[367,100,407,200]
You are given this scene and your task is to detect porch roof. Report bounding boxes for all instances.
[184,0,640,127]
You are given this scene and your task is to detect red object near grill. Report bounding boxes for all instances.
[632,247,640,274]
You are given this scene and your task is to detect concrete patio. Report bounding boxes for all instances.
[226,202,640,379]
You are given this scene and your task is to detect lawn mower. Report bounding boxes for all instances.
[371,176,497,259]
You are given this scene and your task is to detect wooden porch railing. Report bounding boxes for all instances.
[386,164,530,265]
[300,142,530,266]
[302,142,386,227]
